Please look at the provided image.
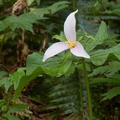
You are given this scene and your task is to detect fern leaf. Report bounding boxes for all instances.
[90,78,120,84]
[102,86,120,101]
[0,69,25,93]
[0,1,69,32]
[89,61,120,77]
[48,1,69,14]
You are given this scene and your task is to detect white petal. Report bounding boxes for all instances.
[42,42,70,62]
[64,10,78,41]
[70,41,90,58]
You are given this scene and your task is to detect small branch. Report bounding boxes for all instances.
[7,86,13,108]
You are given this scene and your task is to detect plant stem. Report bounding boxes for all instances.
[78,69,85,119]
[60,51,72,63]
[72,0,76,11]
[22,29,25,43]
[82,58,93,120]
[7,86,13,108]
[0,64,9,72]
[0,31,7,58]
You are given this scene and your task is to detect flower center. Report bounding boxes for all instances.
[66,40,76,48]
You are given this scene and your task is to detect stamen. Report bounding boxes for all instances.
[66,40,76,48]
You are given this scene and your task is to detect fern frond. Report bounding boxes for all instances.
[102,86,120,101]
[90,77,120,85]
[89,61,120,77]
[47,75,81,115]
[0,1,69,32]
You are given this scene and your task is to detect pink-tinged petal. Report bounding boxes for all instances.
[43,42,70,62]
[70,41,90,58]
[64,10,78,41]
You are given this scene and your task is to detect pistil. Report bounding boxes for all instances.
[66,40,76,48]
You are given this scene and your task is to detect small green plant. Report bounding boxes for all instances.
[0,0,120,120]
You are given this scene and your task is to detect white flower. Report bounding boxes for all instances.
[43,10,90,62]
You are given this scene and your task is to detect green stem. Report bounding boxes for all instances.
[82,58,93,120]
[0,32,7,57]
[72,0,76,11]
[78,70,85,119]
[7,86,13,108]
[22,29,25,43]
[60,51,72,63]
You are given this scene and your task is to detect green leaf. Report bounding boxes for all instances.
[90,44,120,65]
[7,104,29,114]
[0,15,32,32]
[36,0,40,5]
[14,66,43,101]
[102,86,120,101]
[9,70,25,90]
[5,13,39,32]
[104,8,120,16]
[43,60,72,77]
[82,21,108,52]
[26,0,34,6]
[0,1,69,32]
[31,7,50,17]
[26,52,59,75]
[2,114,20,120]
[47,76,81,114]
[52,34,66,42]
[48,1,69,14]
[90,49,108,65]
[0,77,12,93]
[0,71,8,79]
[0,21,8,32]
[65,64,75,77]
[89,61,120,77]
[95,21,108,45]
[110,74,120,81]
[26,52,72,77]
[90,78,120,84]
[26,52,43,75]
[106,61,120,77]
[30,1,69,16]
[0,69,25,93]
[89,65,108,77]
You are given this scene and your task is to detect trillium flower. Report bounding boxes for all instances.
[42,10,90,62]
